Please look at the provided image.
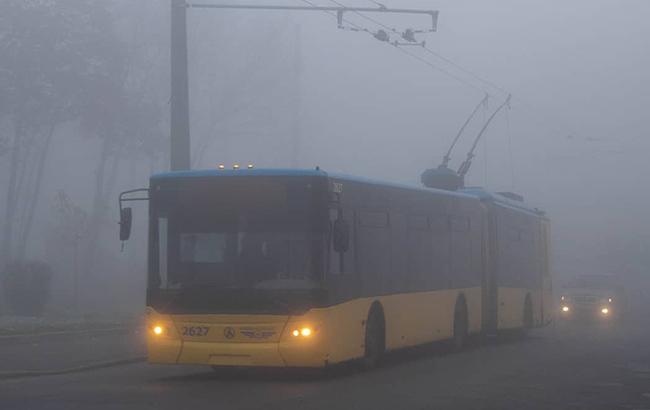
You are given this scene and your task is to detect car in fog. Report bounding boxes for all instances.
[559,275,627,321]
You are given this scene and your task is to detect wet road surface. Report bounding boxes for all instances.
[2,319,650,410]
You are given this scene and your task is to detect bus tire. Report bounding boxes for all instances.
[363,303,385,369]
[452,296,469,351]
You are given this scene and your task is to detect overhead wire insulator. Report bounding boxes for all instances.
[373,29,390,42]
[402,28,417,42]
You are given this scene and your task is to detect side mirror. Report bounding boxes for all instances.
[333,218,350,253]
[119,207,133,241]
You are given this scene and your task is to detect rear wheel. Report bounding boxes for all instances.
[452,297,469,351]
[363,304,385,369]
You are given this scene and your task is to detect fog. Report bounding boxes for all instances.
[1,0,649,320]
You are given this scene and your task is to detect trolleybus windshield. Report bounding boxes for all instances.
[147,177,327,313]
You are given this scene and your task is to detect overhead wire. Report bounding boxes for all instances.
[319,0,503,96]
[299,0,584,145]
[392,45,487,95]
[326,0,511,97]
[298,0,366,31]
[367,0,387,8]
[421,47,510,97]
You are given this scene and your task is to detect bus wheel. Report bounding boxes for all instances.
[452,297,469,351]
[363,304,385,369]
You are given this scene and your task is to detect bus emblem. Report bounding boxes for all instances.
[223,327,236,339]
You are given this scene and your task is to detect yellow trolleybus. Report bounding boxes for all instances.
[119,168,552,368]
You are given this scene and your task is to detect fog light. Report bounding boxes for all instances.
[153,326,163,335]
[292,329,300,337]
[562,306,570,312]
[601,308,609,315]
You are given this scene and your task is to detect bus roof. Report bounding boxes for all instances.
[460,187,546,217]
[151,168,475,200]
[151,168,545,216]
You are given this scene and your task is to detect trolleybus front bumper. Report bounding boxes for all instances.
[145,307,331,368]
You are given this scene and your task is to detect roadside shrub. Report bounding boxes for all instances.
[2,260,53,317]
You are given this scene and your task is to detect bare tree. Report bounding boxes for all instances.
[0,0,122,267]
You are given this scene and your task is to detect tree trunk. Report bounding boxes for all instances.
[1,121,22,269]
[15,123,57,260]
[82,138,121,311]
[82,138,110,282]
[0,122,23,316]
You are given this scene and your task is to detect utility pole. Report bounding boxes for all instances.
[170,0,191,171]
[172,2,437,170]
[291,24,302,168]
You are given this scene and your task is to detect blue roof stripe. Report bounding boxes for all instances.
[325,171,476,200]
[150,168,545,215]
[460,187,544,216]
[151,168,327,179]
[151,168,476,200]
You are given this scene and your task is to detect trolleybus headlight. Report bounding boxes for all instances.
[601,308,609,315]
[153,325,164,335]
[291,327,313,337]
[218,164,225,170]
[608,298,613,303]
[562,306,570,312]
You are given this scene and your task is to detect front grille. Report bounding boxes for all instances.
[573,295,598,305]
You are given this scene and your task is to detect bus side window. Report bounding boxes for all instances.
[341,209,355,275]
[450,215,471,287]
[328,208,355,275]
[328,209,340,275]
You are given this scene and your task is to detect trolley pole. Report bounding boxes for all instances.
[170,0,191,171]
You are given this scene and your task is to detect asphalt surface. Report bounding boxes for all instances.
[0,327,144,373]
[2,318,650,410]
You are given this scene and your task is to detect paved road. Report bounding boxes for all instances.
[0,327,144,373]
[2,319,650,410]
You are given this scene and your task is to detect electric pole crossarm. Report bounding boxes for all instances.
[187,3,438,30]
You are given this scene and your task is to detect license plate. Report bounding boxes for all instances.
[181,326,209,337]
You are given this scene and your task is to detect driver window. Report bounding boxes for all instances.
[328,209,341,275]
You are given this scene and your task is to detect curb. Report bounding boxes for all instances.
[0,356,147,380]
[0,326,138,344]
